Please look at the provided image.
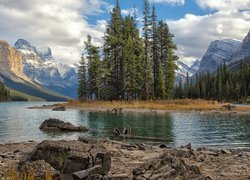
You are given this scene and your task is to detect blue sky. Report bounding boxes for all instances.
[88,0,209,23]
[0,0,249,65]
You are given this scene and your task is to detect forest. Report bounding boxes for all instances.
[0,81,10,102]
[174,59,250,102]
[77,0,178,101]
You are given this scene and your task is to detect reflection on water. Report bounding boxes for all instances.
[0,102,250,149]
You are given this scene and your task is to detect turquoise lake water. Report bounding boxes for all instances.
[0,102,250,149]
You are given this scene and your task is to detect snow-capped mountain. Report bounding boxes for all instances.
[198,39,241,73]
[190,59,200,71]
[175,60,200,84]
[14,39,77,98]
[231,30,250,63]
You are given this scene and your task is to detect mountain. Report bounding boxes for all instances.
[0,39,68,101]
[14,39,78,98]
[175,60,200,84]
[198,39,241,73]
[190,59,200,71]
[231,30,250,63]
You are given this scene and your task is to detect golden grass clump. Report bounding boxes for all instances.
[4,168,53,180]
[65,99,225,111]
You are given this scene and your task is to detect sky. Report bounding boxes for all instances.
[0,0,250,65]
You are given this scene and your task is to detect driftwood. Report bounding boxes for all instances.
[113,127,168,142]
[221,104,237,111]
[111,108,123,113]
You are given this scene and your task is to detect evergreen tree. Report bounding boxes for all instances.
[151,6,159,98]
[175,59,250,102]
[77,55,87,101]
[157,21,178,99]
[123,15,144,100]
[103,0,124,100]
[85,35,101,100]
[142,0,153,100]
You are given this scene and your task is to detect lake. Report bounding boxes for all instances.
[0,102,250,149]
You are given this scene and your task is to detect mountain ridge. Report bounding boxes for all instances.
[14,39,78,98]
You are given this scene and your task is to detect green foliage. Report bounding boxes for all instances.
[85,35,101,99]
[0,81,10,102]
[77,55,87,101]
[77,0,178,101]
[174,60,250,102]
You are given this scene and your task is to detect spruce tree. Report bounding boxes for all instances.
[151,6,159,98]
[142,0,152,100]
[77,55,87,101]
[85,35,101,100]
[103,0,124,100]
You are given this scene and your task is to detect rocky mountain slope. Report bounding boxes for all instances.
[198,39,241,73]
[175,60,200,84]
[231,30,250,63]
[197,30,250,73]
[14,39,78,98]
[0,39,68,101]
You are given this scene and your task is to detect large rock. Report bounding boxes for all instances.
[28,140,111,175]
[39,118,88,132]
[133,152,207,180]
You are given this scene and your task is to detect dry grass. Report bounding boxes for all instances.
[4,168,35,180]
[4,168,53,180]
[64,99,226,111]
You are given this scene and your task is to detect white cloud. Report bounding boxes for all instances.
[196,0,250,11]
[167,3,250,65]
[121,7,139,16]
[0,0,110,64]
[150,0,185,5]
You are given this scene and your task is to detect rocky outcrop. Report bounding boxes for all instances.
[28,140,111,175]
[0,40,23,74]
[1,140,250,180]
[39,118,88,132]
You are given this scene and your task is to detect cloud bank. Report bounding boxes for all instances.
[0,0,109,64]
[167,0,250,65]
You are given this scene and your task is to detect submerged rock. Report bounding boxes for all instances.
[52,106,66,111]
[39,118,88,132]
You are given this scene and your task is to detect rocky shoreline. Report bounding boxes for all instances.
[0,138,250,180]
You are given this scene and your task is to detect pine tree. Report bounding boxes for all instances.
[85,35,101,100]
[158,62,166,99]
[142,0,152,100]
[151,6,159,98]
[103,0,124,100]
[157,21,178,99]
[77,55,87,101]
[123,15,143,100]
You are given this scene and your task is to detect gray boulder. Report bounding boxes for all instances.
[28,140,111,175]
[39,118,88,132]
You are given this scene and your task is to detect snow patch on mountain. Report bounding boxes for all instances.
[14,39,78,98]
[175,60,200,84]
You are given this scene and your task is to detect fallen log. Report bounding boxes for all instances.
[117,134,169,142]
